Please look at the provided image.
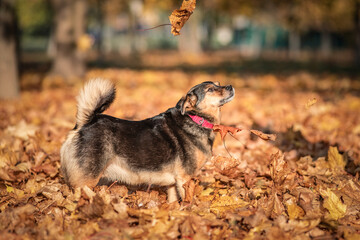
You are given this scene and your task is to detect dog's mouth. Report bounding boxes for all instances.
[219,87,235,106]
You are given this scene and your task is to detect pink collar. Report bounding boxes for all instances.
[188,114,214,129]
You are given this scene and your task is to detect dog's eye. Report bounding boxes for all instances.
[207,88,214,92]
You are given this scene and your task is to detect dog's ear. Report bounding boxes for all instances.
[180,93,197,115]
[214,81,220,86]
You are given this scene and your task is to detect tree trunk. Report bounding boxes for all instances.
[320,30,331,60]
[49,0,87,83]
[0,0,19,99]
[288,31,301,60]
[354,0,360,66]
[96,0,104,60]
[178,11,202,55]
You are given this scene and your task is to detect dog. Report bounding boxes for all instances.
[60,79,235,202]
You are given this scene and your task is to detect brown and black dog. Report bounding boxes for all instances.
[60,79,235,202]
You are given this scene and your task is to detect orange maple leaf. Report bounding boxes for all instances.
[213,124,242,141]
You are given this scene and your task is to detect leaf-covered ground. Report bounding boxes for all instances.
[1,69,360,239]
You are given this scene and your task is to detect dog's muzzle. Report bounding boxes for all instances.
[220,85,235,106]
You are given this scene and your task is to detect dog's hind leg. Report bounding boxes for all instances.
[66,169,102,188]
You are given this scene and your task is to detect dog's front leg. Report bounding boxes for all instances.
[167,185,178,203]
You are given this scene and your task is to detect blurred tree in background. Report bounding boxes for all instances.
[0,0,19,99]
[48,0,88,82]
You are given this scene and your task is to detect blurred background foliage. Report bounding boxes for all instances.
[1,0,360,98]
[14,0,360,57]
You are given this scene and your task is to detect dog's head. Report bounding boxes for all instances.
[177,81,235,123]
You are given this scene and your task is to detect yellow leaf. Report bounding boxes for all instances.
[6,185,14,193]
[200,187,214,196]
[286,202,305,220]
[328,146,346,171]
[210,195,248,216]
[320,188,347,220]
[64,199,77,212]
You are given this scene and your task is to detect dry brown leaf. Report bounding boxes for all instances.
[183,179,197,202]
[210,195,249,217]
[169,0,196,35]
[213,124,242,141]
[269,152,288,185]
[250,129,277,141]
[214,156,240,178]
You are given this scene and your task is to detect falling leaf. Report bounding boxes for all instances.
[250,130,276,141]
[213,124,242,141]
[169,0,196,35]
[320,188,347,220]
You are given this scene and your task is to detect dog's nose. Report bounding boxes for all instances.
[225,85,233,91]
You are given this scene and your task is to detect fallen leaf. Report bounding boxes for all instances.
[79,194,105,218]
[31,164,57,176]
[210,195,249,217]
[328,146,346,172]
[214,156,240,178]
[285,198,305,220]
[6,185,14,193]
[82,186,96,200]
[320,188,347,220]
[112,201,128,218]
[305,98,318,109]
[183,179,197,202]
[269,152,288,185]
[5,120,38,140]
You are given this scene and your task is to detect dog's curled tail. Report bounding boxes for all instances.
[76,78,115,128]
